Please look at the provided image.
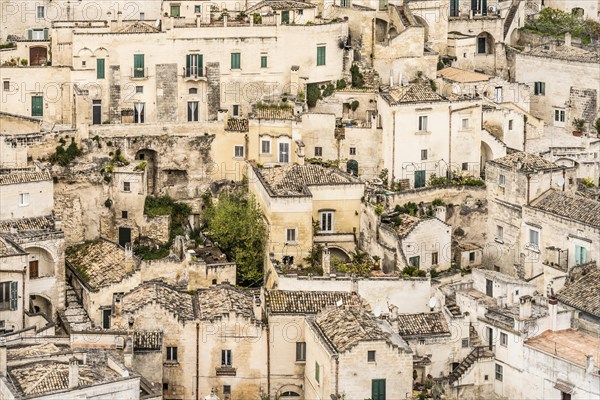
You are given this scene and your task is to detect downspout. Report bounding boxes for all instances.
[448,105,452,178]
[526,174,531,205]
[562,168,566,191]
[523,114,527,152]
[196,322,200,400]
[335,355,339,398]
[391,111,396,184]
[22,267,26,328]
[266,322,271,396]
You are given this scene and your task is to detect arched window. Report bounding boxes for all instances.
[189,88,198,94]
[280,392,300,397]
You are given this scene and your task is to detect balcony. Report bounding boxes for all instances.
[314,232,356,244]
[131,67,148,80]
[216,366,236,376]
[183,66,206,81]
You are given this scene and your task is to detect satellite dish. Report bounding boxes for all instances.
[556,176,565,187]
[373,306,382,317]
[428,297,438,309]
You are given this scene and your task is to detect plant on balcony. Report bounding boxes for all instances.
[306,83,321,107]
[253,13,262,24]
[350,64,364,88]
[581,177,595,187]
[572,118,585,136]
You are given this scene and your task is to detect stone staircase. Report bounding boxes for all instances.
[503,0,521,40]
[445,296,462,317]
[449,344,495,385]
[62,283,93,332]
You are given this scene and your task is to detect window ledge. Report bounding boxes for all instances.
[495,238,504,244]
[184,76,207,82]
[295,360,306,364]
[163,361,179,366]
[525,245,540,253]
[232,156,244,160]
[415,130,431,135]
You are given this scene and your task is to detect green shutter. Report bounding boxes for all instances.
[134,54,145,78]
[9,281,18,311]
[186,54,191,77]
[28,29,32,40]
[372,379,386,400]
[43,28,49,40]
[315,362,320,383]
[317,46,326,66]
[261,55,267,68]
[198,54,203,76]
[97,59,105,79]
[281,10,289,24]
[31,96,43,117]
[231,53,240,69]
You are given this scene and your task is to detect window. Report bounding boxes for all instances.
[418,115,428,131]
[102,309,111,329]
[261,139,271,154]
[297,9,303,15]
[166,346,178,361]
[3,81,9,91]
[223,385,231,395]
[189,88,198,94]
[508,119,513,130]
[496,225,504,241]
[121,211,128,219]
[97,59,105,79]
[317,45,326,66]
[31,96,43,117]
[575,245,587,265]
[163,383,169,391]
[296,342,306,362]
[368,350,376,362]
[221,350,232,366]
[19,193,29,206]
[186,54,203,77]
[231,52,241,69]
[341,0,350,6]
[409,256,420,268]
[320,211,333,232]
[232,104,240,117]
[170,5,180,17]
[495,364,503,381]
[37,6,45,18]
[261,55,268,68]
[461,338,469,348]
[431,252,438,266]
[234,145,244,158]
[314,146,323,157]
[133,54,145,78]
[134,103,145,123]
[123,182,131,192]
[469,251,476,263]
[494,87,502,103]
[528,229,539,250]
[421,149,428,160]
[188,101,199,121]
[498,174,505,187]
[281,10,290,24]
[0,282,17,311]
[534,82,545,96]
[462,118,469,129]
[140,12,145,20]
[195,5,201,13]
[279,142,290,163]
[462,162,469,171]
[554,109,565,127]
[477,36,486,54]
[135,86,143,93]
[349,147,356,156]
[315,361,320,383]
[286,228,297,243]
[500,332,508,347]
[29,28,46,40]
[82,61,86,67]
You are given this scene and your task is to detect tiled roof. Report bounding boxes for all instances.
[523,44,600,64]
[121,281,195,322]
[396,312,450,337]
[10,361,121,396]
[256,164,361,196]
[0,216,55,233]
[226,118,249,132]
[383,83,444,104]
[530,190,600,227]
[253,108,295,120]
[556,267,600,317]
[437,67,491,83]
[247,0,316,12]
[197,284,257,322]
[66,240,136,289]
[8,343,67,360]
[315,306,391,352]
[392,214,421,238]
[0,170,51,185]
[266,290,361,314]
[117,21,159,33]
[490,151,560,172]
[525,329,600,370]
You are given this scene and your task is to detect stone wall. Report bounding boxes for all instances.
[206,62,221,121]
[568,87,598,131]
[155,64,179,122]
[109,65,121,124]
[141,215,170,244]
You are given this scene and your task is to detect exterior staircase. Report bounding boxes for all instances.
[449,345,495,384]
[503,0,521,40]
[445,296,462,317]
[61,283,93,332]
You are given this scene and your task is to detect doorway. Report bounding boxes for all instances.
[118,227,131,247]
[92,100,102,125]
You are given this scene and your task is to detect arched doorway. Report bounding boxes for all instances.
[480,141,493,177]
[24,246,55,279]
[347,159,358,176]
[30,294,52,318]
[375,18,388,43]
[135,149,158,195]
[29,46,48,66]
[476,32,494,55]
[330,247,351,263]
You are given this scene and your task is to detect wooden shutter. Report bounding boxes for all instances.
[9,281,18,310]
[28,30,32,40]
[43,28,49,40]
[186,54,191,77]
[198,55,203,76]
[31,96,43,117]
[97,59,105,79]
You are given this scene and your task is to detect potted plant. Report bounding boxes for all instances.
[572,118,585,136]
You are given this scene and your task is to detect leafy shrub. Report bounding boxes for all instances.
[336,79,347,90]
[306,83,321,107]
[49,138,81,166]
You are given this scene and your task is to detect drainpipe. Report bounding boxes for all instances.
[266,322,271,396]
[523,114,527,152]
[562,168,566,191]
[391,111,396,185]
[335,356,339,398]
[21,266,26,328]
[526,174,531,205]
[448,105,452,178]
[196,323,200,400]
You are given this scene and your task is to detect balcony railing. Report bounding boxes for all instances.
[216,366,236,376]
[131,67,148,79]
[183,66,205,80]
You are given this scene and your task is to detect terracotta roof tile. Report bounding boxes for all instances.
[491,151,560,171]
[556,266,600,317]
[122,281,195,322]
[437,67,491,83]
[0,170,51,185]
[531,190,600,227]
[396,312,450,337]
[523,44,600,64]
[0,216,55,233]
[266,290,361,314]
[383,83,444,104]
[248,0,316,12]
[196,284,257,321]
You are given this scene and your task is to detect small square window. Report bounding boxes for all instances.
[499,174,505,187]
[431,252,438,266]
[163,383,169,391]
[261,55,268,68]
[221,349,232,366]
[418,115,428,131]
[166,346,178,362]
[421,149,428,160]
[232,105,240,117]
[234,145,244,158]
[314,146,323,157]
[484,375,489,381]
[496,225,504,241]
[122,211,128,219]
[367,350,376,362]
[195,5,201,13]
[462,162,468,171]
[231,52,241,69]
[462,118,469,129]
[494,265,500,272]
[469,251,476,263]
[3,81,9,91]
[286,228,296,243]
[123,182,131,192]
[223,385,231,395]
[461,338,469,348]
[261,140,271,154]
[37,6,45,18]
[135,86,143,93]
[296,342,306,362]
[19,193,30,206]
[140,12,145,20]
[82,61,86,67]
[500,332,508,347]
[495,364,503,381]
[349,147,356,156]
[508,119,514,130]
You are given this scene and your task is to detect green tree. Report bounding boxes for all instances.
[203,191,267,286]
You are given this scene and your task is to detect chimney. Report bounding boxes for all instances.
[564,33,572,47]
[223,13,228,27]
[548,297,558,331]
[322,246,331,276]
[519,295,532,319]
[107,11,113,30]
[117,11,123,29]
[0,337,7,377]
[586,355,596,374]
[68,357,80,389]
[253,290,263,321]
[196,15,202,28]
[389,72,394,87]
[435,206,446,221]
[123,338,133,368]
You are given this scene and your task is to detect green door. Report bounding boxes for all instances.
[281,10,290,24]
[31,96,43,117]
[415,170,426,188]
[372,379,386,400]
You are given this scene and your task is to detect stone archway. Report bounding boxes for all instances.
[24,245,56,279]
[480,141,494,176]
[476,32,495,55]
[30,293,53,318]
[375,18,388,43]
[135,149,158,195]
[413,15,430,43]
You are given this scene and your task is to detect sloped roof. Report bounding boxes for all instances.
[0,170,51,185]
[397,312,450,337]
[266,290,361,314]
[121,281,195,322]
[530,190,600,228]
[247,0,316,12]
[256,164,361,197]
[117,21,159,33]
[523,44,600,64]
[0,216,55,233]
[437,67,491,83]
[490,151,561,172]
[556,266,600,318]
[383,83,444,104]
[196,284,257,322]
